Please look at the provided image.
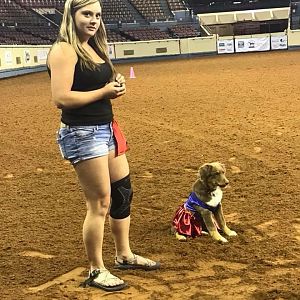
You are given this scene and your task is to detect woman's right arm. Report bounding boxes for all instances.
[48,42,125,109]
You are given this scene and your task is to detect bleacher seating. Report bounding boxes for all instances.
[102,0,136,24]
[121,27,171,41]
[17,24,58,43]
[106,29,128,43]
[0,25,47,44]
[14,0,55,9]
[169,24,201,38]
[0,0,58,44]
[0,0,201,45]
[129,0,173,21]
[167,0,186,11]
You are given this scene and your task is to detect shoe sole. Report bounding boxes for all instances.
[114,262,161,271]
[88,281,127,291]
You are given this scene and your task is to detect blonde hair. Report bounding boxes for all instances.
[55,0,115,76]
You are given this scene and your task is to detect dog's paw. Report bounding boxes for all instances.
[175,232,187,242]
[225,229,238,237]
[211,231,228,243]
[228,230,237,237]
[218,236,228,243]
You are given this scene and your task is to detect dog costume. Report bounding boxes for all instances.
[172,188,222,238]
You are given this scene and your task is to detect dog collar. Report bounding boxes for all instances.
[189,192,220,213]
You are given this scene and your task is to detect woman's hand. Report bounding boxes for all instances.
[115,73,126,86]
[103,81,126,99]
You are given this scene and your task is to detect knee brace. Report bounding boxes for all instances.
[110,174,133,219]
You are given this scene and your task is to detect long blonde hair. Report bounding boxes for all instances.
[55,0,115,75]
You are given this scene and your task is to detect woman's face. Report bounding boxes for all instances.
[74,2,102,40]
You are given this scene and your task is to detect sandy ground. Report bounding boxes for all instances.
[0,50,299,300]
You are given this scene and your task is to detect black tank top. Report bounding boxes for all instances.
[48,59,113,125]
[62,61,113,125]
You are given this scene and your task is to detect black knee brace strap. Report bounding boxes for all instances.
[110,174,133,219]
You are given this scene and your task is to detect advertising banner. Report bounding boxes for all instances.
[37,49,49,62]
[4,50,13,65]
[217,39,234,54]
[271,35,288,50]
[24,50,31,64]
[235,37,270,52]
[108,44,115,59]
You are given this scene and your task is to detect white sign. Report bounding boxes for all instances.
[217,39,234,54]
[271,35,287,50]
[235,37,270,52]
[24,50,31,64]
[37,49,49,62]
[108,44,115,59]
[4,50,13,65]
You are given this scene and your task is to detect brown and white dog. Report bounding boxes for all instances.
[172,162,237,242]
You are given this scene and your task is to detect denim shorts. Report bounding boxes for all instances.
[56,122,116,165]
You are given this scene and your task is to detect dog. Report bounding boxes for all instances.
[172,162,237,243]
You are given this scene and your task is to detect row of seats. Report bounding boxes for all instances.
[0,1,59,44]
[122,27,171,41]
[18,24,57,42]
[13,0,185,23]
[0,26,49,44]
[106,29,129,43]
[128,0,173,21]
[102,0,136,24]
[0,0,199,45]
[0,23,201,45]
[0,25,201,45]
[117,24,200,41]
[14,0,64,9]
[168,24,201,38]
[168,0,186,11]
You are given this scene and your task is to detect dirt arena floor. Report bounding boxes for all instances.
[0,50,299,300]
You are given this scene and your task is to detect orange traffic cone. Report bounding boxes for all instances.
[129,66,136,79]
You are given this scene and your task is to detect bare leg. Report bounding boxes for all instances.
[108,151,159,269]
[74,156,124,287]
[108,151,132,258]
[74,156,110,270]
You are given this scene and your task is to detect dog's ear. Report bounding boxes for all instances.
[221,163,226,173]
[199,164,213,181]
[216,162,226,173]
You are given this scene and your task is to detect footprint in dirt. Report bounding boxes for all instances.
[166,260,256,298]
[19,251,54,259]
[25,267,85,294]
[137,171,153,178]
[256,219,278,231]
[247,220,279,241]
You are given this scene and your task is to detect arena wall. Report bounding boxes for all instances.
[179,35,217,55]
[113,39,181,59]
[0,30,300,79]
[0,45,50,78]
[287,29,300,48]
[0,36,217,78]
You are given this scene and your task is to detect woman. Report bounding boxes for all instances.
[47,0,160,292]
